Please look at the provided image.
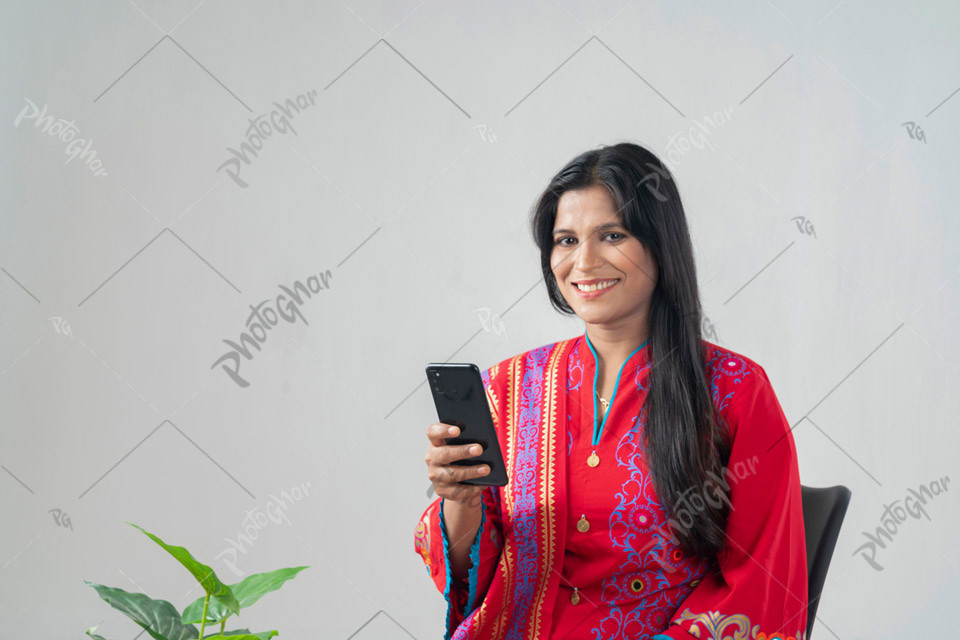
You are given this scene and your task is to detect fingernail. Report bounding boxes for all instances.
[449,426,457,434]
[478,466,488,474]
[471,445,481,454]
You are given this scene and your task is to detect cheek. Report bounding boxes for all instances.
[628,249,656,280]
[645,254,659,282]
[550,252,565,275]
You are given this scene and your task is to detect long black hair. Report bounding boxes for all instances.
[530,141,732,559]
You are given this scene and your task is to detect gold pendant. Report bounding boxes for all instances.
[577,514,590,532]
[570,587,580,605]
[587,451,600,467]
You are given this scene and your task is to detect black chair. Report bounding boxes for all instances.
[800,484,852,640]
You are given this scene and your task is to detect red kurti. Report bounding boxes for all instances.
[414,332,808,640]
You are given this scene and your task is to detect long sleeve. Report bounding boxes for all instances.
[414,365,507,640]
[414,486,504,639]
[658,364,808,640]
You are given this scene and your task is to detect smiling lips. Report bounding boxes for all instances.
[574,278,619,293]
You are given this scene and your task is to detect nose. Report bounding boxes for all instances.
[573,235,604,271]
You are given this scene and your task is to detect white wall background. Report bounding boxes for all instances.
[1,1,958,639]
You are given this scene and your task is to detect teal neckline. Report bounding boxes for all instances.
[584,333,650,446]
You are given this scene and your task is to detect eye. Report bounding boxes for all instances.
[554,236,575,246]
[604,232,626,241]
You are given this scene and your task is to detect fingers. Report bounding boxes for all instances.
[425,452,491,489]
[446,442,484,465]
[425,422,492,503]
[426,423,485,466]
[426,422,459,447]
[442,461,490,484]
[428,459,490,487]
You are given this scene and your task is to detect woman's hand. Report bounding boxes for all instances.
[425,422,490,507]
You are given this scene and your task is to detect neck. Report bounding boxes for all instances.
[585,321,649,372]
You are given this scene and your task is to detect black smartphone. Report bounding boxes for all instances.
[426,363,508,487]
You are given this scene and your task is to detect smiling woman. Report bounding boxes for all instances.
[416,142,808,640]
[550,184,659,389]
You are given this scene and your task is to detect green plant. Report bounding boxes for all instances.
[83,522,309,640]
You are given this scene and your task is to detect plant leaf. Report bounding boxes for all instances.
[204,632,278,640]
[182,566,309,624]
[85,581,199,640]
[85,624,109,640]
[127,523,241,616]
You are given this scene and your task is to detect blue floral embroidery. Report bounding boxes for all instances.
[567,340,583,456]
[633,360,650,392]
[505,344,552,640]
[589,347,762,639]
[706,350,754,414]
[567,345,583,391]
[594,409,711,638]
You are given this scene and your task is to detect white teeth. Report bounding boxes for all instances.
[576,279,617,292]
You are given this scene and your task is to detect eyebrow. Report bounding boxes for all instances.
[553,222,624,235]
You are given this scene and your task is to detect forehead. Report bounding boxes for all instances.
[554,186,622,229]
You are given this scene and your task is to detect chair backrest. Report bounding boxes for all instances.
[800,484,852,640]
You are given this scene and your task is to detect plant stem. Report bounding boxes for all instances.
[220,619,226,634]
[198,593,210,640]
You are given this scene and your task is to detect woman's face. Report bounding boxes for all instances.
[550,185,658,330]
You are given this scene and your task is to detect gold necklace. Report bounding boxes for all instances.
[595,388,610,415]
[586,389,609,469]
